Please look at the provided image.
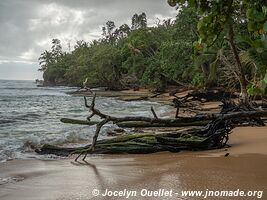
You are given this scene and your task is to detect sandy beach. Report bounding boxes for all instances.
[0,126,267,200]
[1,0,266,199]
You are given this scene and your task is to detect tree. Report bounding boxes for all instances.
[74,40,88,50]
[51,38,62,59]
[239,36,267,96]
[38,39,62,72]
[90,43,123,89]
[131,12,147,30]
[38,50,52,71]
[167,0,267,101]
[102,21,116,42]
[114,24,131,40]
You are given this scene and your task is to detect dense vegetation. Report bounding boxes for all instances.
[168,0,267,100]
[39,1,267,96]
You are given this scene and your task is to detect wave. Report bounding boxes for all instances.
[1,94,69,99]
[0,113,42,126]
[0,99,10,102]
[0,119,15,124]
[1,87,78,91]
[1,87,40,90]
[19,113,42,118]
[0,81,173,163]
[0,123,116,162]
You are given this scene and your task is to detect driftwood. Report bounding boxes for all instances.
[116,120,211,127]
[60,118,99,125]
[60,110,267,128]
[60,117,211,127]
[171,89,237,117]
[220,99,265,126]
[173,88,238,103]
[36,92,267,162]
[36,119,232,156]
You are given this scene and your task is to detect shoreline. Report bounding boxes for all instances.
[1,126,267,200]
[68,88,176,103]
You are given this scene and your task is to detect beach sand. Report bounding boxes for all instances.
[0,126,267,200]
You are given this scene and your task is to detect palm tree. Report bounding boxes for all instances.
[38,50,53,71]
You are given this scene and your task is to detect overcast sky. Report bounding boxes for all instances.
[0,0,177,80]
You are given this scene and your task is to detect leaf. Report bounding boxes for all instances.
[247,85,265,95]
[254,12,265,22]
[246,9,254,19]
[248,21,257,32]
[264,21,267,32]
[263,73,267,84]
[247,87,254,95]
[197,20,205,30]
[253,40,265,53]
[237,35,253,46]
[188,0,196,7]
[247,9,265,22]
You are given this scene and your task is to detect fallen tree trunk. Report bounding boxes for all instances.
[37,93,267,161]
[60,118,99,125]
[172,88,238,103]
[116,120,210,127]
[59,109,267,128]
[36,134,169,156]
[60,117,210,127]
[36,117,234,156]
[36,122,225,156]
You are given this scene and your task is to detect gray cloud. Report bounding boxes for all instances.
[0,0,177,80]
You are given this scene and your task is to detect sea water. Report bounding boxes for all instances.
[0,80,172,162]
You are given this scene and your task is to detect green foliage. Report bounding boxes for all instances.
[39,9,200,89]
[191,73,205,87]
[247,81,266,96]
[91,43,123,88]
[264,73,267,84]
[39,4,266,94]
[167,0,267,96]
[264,21,267,32]
[160,41,193,81]
[131,13,147,30]
[246,3,267,34]
[141,59,163,89]
[39,4,267,96]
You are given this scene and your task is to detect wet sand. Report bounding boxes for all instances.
[1,127,267,200]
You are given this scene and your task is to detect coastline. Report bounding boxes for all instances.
[67,88,178,103]
[1,126,267,200]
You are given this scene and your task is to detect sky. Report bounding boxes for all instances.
[0,0,177,80]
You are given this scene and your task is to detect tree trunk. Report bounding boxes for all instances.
[227,21,248,102]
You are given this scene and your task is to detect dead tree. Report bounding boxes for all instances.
[36,119,233,157]
[74,93,166,161]
[71,92,267,161]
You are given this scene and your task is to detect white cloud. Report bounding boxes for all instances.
[19,48,36,61]
[0,0,177,80]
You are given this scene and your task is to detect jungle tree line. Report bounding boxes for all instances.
[168,0,267,100]
[39,2,267,96]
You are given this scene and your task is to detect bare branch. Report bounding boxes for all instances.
[84,96,90,108]
[91,93,96,109]
[82,118,110,161]
[87,113,95,121]
[74,94,267,161]
[175,108,179,118]
[150,106,158,119]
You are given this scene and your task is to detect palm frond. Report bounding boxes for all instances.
[239,50,258,70]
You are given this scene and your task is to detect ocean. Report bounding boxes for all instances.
[0,80,171,162]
